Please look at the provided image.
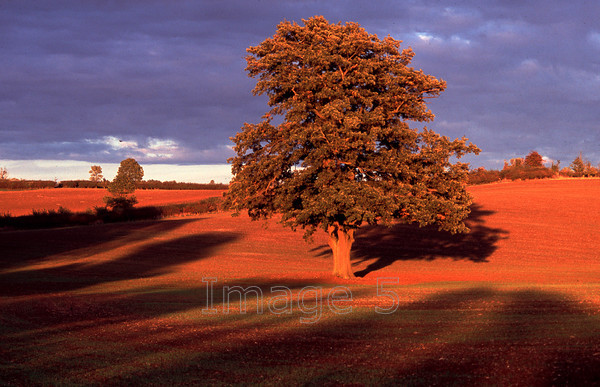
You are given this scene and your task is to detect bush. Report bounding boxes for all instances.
[0,180,55,190]
[59,180,103,188]
[468,168,502,185]
[0,179,227,191]
[499,156,554,181]
[500,166,554,181]
[103,195,138,211]
[137,180,228,190]
[0,207,96,229]
[469,154,555,185]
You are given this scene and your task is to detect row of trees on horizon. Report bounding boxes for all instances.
[468,151,600,184]
[2,151,598,190]
[0,157,223,229]
[0,161,227,190]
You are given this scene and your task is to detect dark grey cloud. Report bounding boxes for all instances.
[1,0,599,169]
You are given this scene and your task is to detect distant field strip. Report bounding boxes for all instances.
[0,179,598,384]
[0,188,225,216]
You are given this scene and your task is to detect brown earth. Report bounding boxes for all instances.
[0,188,225,216]
[0,179,599,385]
[347,178,600,284]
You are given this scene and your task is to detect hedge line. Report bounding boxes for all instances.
[0,179,228,190]
[0,196,223,230]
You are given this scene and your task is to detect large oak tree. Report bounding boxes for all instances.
[226,16,479,279]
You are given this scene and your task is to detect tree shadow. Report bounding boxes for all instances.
[3,265,599,385]
[89,287,600,385]
[393,288,600,385]
[0,278,330,334]
[342,204,508,277]
[0,219,240,296]
[0,218,200,271]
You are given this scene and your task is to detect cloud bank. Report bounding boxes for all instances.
[1,0,598,180]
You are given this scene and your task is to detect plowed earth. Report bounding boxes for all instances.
[0,179,599,385]
[0,188,225,216]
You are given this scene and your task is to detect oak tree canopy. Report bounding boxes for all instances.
[226,16,479,279]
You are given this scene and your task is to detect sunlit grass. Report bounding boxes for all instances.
[3,280,599,384]
[2,180,600,384]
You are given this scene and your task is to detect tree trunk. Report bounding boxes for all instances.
[328,225,356,279]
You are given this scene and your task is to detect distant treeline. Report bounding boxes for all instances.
[0,179,228,190]
[138,180,228,190]
[0,180,56,190]
[468,166,553,185]
[469,151,599,185]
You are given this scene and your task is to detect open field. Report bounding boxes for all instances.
[0,188,226,216]
[1,179,599,384]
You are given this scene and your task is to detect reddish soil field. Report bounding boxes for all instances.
[349,178,600,285]
[0,179,599,385]
[0,188,225,216]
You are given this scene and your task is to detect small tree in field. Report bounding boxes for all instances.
[105,158,144,209]
[550,160,560,175]
[524,151,544,168]
[0,167,8,180]
[89,165,103,183]
[226,16,479,279]
[583,161,598,177]
[560,167,573,177]
[570,153,585,177]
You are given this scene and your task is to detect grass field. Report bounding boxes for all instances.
[0,188,225,217]
[1,179,599,385]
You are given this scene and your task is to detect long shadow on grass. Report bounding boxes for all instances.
[119,287,600,385]
[313,204,508,277]
[0,219,240,296]
[394,288,600,385]
[3,282,599,384]
[0,278,345,384]
[0,218,198,271]
[0,278,329,329]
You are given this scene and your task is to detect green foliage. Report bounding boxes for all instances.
[226,16,479,238]
[107,158,144,197]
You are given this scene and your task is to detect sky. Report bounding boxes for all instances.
[1,0,599,182]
